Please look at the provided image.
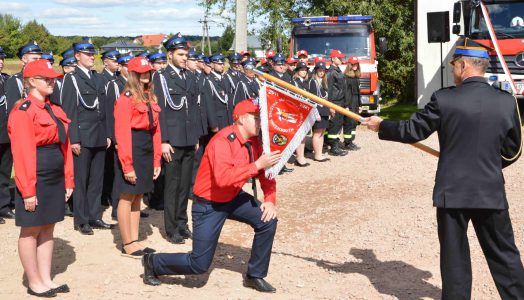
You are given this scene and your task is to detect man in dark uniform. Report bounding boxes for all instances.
[100,50,120,87]
[363,38,524,299]
[152,33,200,244]
[61,41,115,235]
[142,100,280,293]
[269,53,292,84]
[233,57,260,105]
[100,49,121,209]
[202,53,233,131]
[6,41,42,113]
[104,54,132,219]
[147,51,167,72]
[325,49,349,156]
[0,46,13,223]
[224,52,243,95]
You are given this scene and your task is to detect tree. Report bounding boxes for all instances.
[199,0,416,102]
[20,20,58,54]
[220,25,235,52]
[0,14,23,58]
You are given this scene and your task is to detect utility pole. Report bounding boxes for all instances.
[199,12,215,55]
[234,0,248,52]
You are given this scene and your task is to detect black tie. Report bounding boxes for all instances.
[146,102,154,130]
[44,103,66,144]
[245,141,258,206]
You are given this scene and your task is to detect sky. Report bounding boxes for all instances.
[0,0,229,37]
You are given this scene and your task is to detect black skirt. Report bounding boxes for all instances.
[15,144,65,227]
[116,129,154,195]
[313,116,329,130]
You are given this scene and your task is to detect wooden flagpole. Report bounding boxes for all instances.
[253,69,440,158]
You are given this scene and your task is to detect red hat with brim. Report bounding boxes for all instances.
[266,50,276,59]
[347,56,359,64]
[329,49,346,58]
[297,50,308,57]
[233,99,260,121]
[128,57,153,73]
[286,57,297,64]
[240,50,251,56]
[23,59,63,78]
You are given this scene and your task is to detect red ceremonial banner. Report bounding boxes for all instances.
[259,82,318,178]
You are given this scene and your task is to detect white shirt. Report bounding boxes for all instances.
[169,63,184,78]
[77,65,91,79]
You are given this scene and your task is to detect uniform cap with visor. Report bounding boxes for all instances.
[60,56,77,67]
[452,37,491,60]
[17,41,42,59]
[147,52,167,63]
[163,33,188,51]
[118,54,134,65]
[101,50,120,61]
[72,41,96,54]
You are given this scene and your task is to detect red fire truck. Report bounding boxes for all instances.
[453,0,524,99]
[289,16,387,114]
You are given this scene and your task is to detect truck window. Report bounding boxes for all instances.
[294,33,371,60]
[470,2,524,38]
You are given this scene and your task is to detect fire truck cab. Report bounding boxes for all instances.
[289,15,386,115]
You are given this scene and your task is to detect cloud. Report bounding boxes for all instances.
[52,0,192,7]
[0,2,29,11]
[40,8,91,18]
[127,7,204,21]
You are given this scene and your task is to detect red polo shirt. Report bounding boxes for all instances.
[193,124,276,204]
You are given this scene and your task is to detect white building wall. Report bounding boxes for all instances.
[417,0,460,108]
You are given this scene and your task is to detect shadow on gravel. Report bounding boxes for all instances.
[279,248,441,300]
[22,237,76,288]
[156,242,253,288]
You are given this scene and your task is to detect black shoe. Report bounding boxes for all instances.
[294,161,310,167]
[167,234,185,244]
[27,288,57,298]
[313,157,330,162]
[50,284,70,294]
[140,211,149,218]
[344,141,360,151]
[89,219,115,229]
[142,253,161,286]
[74,224,94,235]
[328,142,348,156]
[243,276,276,293]
[179,228,192,239]
[143,247,156,254]
[0,217,4,224]
[282,166,294,173]
[64,205,73,217]
[0,209,15,219]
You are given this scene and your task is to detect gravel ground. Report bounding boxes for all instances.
[0,126,523,299]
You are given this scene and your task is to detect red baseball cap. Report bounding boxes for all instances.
[265,50,276,59]
[314,56,325,64]
[128,57,153,73]
[260,58,268,65]
[286,57,297,64]
[23,59,63,78]
[233,99,260,121]
[297,50,308,57]
[240,50,251,56]
[329,49,346,58]
[347,56,359,64]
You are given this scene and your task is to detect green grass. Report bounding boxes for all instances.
[380,102,418,120]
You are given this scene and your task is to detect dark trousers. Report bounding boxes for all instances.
[147,164,165,210]
[343,117,357,142]
[191,133,214,195]
[73,146,105,225]
[327,107,344,141]
[163,146,195,237]
[0,143,13,213]
[101,145,115,206]
[437,208,524,299]
[153,192,277,278]
[110,149,120,217]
